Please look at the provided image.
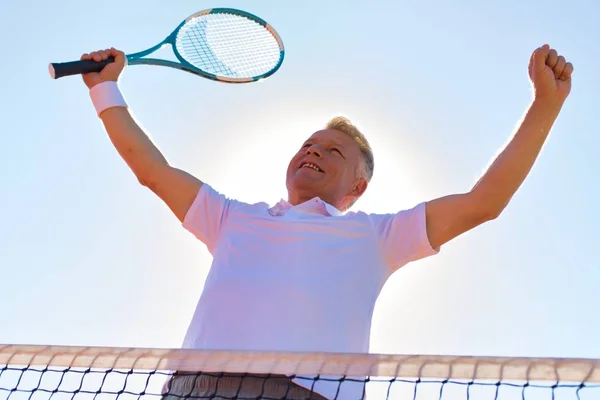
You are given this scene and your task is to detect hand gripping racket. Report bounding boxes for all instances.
[48,8,285,83]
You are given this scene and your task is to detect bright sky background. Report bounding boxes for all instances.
[1,0,599,373]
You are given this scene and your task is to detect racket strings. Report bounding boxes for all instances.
[203,14,280,74]
[182,23,229,77]
[176,12,282,79]
[186,16,278,76]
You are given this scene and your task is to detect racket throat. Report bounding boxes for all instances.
[128,41,171,63]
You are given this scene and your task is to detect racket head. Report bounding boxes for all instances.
[168,8,285,83]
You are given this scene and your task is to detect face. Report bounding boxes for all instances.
[286,129,368,210]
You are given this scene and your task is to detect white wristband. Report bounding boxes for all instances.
[89,81,128,117]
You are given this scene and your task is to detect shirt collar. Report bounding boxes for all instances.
[268,197,343,217]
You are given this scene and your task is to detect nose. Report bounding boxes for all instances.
[305,144,323,158]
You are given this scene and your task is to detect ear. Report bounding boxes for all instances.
[340,178,368,211]
[351,177,368,197]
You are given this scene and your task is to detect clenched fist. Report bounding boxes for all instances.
[80,47,127,89]
[528,44,574,104]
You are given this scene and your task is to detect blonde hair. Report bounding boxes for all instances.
[325,116,374,181]
[325,116,374,209]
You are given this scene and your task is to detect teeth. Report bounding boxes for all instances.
[302,163,321,172]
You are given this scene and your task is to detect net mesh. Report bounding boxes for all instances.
[1,345,599,400]
[175,12,283,80]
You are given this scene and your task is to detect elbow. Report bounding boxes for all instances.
[470,192,508,223]
[134,164,163,190]
[480,205,503,222]
[136,171,156,190]
[137,175,158,193]
[480,198,511,222]
[137,175,150,187]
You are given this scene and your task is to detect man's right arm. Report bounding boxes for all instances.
[98,106,202,222]
[82,47,203,223]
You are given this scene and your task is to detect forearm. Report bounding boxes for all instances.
[99,106,169,183]
[472,98,564,215]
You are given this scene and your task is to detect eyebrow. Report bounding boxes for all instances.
[303,139,346,149]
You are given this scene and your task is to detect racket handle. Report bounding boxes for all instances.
[48,57,116,79]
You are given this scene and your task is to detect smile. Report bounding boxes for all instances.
[299,162,324,172]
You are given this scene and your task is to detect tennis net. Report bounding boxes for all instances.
[1,344,599,400]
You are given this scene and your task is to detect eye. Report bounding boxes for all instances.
[331,147,342,155]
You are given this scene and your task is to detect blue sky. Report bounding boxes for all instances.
[1,0,599,369]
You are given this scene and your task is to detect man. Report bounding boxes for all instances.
[80,44,573,399]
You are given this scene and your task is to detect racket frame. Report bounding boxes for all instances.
[49,8,285,83]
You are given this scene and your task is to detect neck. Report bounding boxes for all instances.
[287,193,315,206]
[288,192,342,209]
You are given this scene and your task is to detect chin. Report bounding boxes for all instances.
[287,178,321,196]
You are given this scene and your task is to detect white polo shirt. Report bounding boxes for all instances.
[180,184,438,397]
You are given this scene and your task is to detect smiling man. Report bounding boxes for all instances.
[286,119,373,212]
[80,44,573,399]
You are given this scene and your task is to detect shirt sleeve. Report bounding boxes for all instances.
[182,184,239,253]
[368,202,440,271]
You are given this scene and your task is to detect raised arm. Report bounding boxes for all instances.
[424,44,574,250]
[82,48,202,222]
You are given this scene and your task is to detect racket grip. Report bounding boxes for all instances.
[48,57,116,79]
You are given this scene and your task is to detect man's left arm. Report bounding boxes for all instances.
[425,44,574,250]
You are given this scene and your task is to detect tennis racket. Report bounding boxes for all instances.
[48,8,285,83]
